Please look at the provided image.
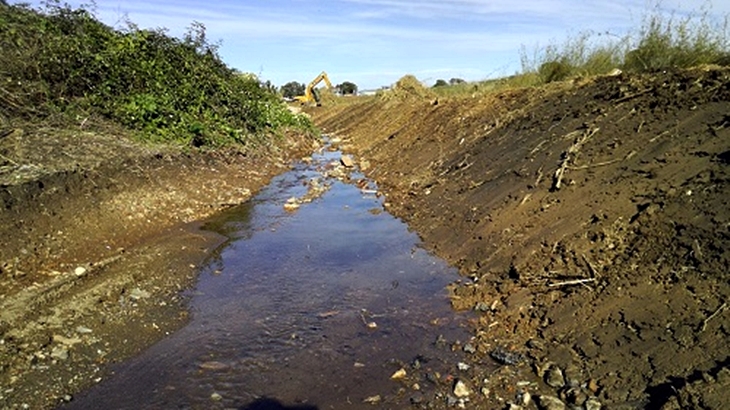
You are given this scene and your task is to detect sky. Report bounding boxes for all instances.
[17,0,730,90]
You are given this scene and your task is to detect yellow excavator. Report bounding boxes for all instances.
[295,71,333,106]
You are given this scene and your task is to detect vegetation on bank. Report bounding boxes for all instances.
[429,4,730,97]
[0,1,312,147]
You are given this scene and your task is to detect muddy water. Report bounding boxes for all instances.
[64,144,472,409]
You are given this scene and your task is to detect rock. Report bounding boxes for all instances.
[50,346,69,361]
[537,395,566,410]
[520,391,533,406]
[453,379,471,397]
[474,301,490,312]
[587,379,600,394]
[53,335,82,346]
[564,387,587,406]
[545,365,566,388]
[75,326,93,334]
[457,362,470,371]
[463,343,477,354]
[363,395,381,404]
[340,155,355,168]
[129,288,150,300]
[490,347,524,365]
[74,267,87,277]
[210,392,222,401]
[391,368,407,379]
[409,392,424,404]
[585,398,602,410]
[563,363,582,387]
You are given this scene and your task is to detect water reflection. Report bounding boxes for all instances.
[63,145,471,409]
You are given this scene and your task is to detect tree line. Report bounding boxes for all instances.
[279,81,358,99]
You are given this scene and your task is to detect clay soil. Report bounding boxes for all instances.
[313,67,730,409]
[1,67,728,410]
[0,124,318,409]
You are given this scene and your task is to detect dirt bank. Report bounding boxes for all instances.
[0,125,317,409]
[313,67,730,409]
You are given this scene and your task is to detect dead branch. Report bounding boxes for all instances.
[548,278,595,287]
[582,254,599,278]
[614,88,654,103]
[551,128,599,191]
[534,166,543,187]
[568,158,621,170]
[700,302,727,332]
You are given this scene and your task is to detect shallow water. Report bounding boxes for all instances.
[64,144,471,409]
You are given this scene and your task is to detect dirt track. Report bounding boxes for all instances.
[313,67,730,409]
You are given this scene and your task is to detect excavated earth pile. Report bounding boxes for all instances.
[313,67,730,409]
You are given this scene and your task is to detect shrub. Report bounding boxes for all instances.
[0,1,313,146]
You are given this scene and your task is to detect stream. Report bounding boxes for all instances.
[63,141,473,409]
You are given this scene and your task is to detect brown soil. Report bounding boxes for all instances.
[313,67,730,409]
[0,124,318,409]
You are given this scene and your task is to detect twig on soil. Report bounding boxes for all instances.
[567,158,622,170]
[548,278,595,287]
[534,167,543,187]
[636,120,645,133]
[649,130,670,143]
[551,128,599,191]
[700,302,728,332]
[614,88,654,103]
[519,193,532,205]
[0,152,18,166]
[582,254,600,278]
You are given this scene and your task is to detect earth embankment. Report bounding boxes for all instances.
[313,67,730,409]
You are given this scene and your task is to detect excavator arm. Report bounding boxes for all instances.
[295,71,333,105]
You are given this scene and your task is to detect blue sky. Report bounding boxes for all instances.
[18,0,730,90]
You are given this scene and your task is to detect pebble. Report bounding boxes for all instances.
[490,347,524,365]
[463,343,476,354]
[210,392,222,401]
[363,395,381,404]
[457,362,470,371]
[545,365,566,388]
[75,326,93,334]
[391,368,407,379]
[537,395,566,410]
[74,267,87,277]
[129,288,150,300]
[585,398,602,410]
[453,379,470,397]
[50,346,69,361]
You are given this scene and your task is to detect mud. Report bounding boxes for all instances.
[0,125,317,409]
[1,66,728,410]
[313,67,730,409]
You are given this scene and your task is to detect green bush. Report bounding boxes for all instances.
[0,1,313,146]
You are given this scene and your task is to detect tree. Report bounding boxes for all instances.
[280,81,305,98]
[433,79,448,87]
[336,81,358,95]
[449,78,466,85]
